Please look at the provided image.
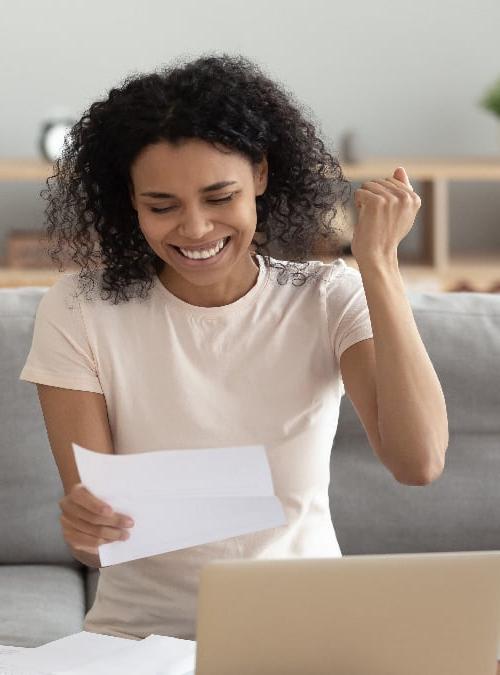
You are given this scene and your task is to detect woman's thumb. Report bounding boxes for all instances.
[394,166,413,190]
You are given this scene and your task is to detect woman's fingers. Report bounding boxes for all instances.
[361,180,410,199]
[356,180,421,210]
[61,483,135,527]
[60,512,129,542]
[69,483,113,516]
[61,494,134,529]
[354,187,386,208]
[58,483,135,552]
[383,176,415,192]
[60,521,106,554]
[361,177,421,204]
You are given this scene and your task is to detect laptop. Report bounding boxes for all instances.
[194,551,500,675]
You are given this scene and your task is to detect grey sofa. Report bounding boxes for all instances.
[1,283,499,647]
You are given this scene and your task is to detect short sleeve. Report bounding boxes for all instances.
[19,274,103,393]
[324,260,374,396]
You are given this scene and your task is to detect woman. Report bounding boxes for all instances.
[19,53,448,640]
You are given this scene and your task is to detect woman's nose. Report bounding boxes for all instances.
[177,205,214,239]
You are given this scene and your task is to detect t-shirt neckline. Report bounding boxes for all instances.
[153,253,269,316]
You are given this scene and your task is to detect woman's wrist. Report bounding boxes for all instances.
[69,544,101,568]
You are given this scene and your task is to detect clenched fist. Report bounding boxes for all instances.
[352,166,421,265]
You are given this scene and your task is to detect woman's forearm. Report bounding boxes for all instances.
[357,253,448,484]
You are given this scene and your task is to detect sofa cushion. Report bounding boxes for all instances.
[330,431,500,554]
[337,290,500,438]
[0,287,77,565]
[332,290,500,555]
[0,564,86,646]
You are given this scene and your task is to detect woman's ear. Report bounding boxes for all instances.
[255,156,268,196]
[128,180,137,211]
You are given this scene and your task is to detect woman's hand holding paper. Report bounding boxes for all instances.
[58,482,135,556]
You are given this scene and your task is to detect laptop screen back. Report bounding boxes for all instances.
[195,551,500,675]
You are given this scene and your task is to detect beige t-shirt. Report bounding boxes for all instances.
[19,254,373,640]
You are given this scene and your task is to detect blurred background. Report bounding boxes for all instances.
[1,0,499,291]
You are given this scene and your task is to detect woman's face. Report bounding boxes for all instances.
[129,138,267,287]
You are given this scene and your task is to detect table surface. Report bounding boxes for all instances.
[1,644,499,671]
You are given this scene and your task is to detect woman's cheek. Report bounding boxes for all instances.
[139,212,170,241]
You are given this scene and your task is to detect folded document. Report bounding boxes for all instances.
[72,443,287,566]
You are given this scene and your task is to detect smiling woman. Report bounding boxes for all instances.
[127,137,269,307]
[20,53,380,643]
[41,53,351,305]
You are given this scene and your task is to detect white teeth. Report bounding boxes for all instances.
[179,237,227,260]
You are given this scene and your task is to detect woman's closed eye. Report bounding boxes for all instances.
[149,193,236,214]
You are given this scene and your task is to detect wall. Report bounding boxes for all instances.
[1,0,499,262]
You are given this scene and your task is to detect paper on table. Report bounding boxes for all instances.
[72,443,287,566]
[0,632,132,674]
[57,635,195,675]
[0,644,39,675]
[0,632,196,675]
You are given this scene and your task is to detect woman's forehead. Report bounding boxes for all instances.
[130,139,251,188]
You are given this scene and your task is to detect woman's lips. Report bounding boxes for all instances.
[168,236,232,267]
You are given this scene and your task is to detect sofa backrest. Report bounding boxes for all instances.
[0,286,77,565]
[2,285,500,563]
[332,290,500,555]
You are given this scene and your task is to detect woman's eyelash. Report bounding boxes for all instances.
[149,193,235,214]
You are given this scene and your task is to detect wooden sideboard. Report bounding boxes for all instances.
[344,156,500,269]
[1,157,500,292]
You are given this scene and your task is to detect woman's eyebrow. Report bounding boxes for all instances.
[140,180,239,199]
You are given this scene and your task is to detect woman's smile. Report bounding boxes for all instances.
[167,235,232,268]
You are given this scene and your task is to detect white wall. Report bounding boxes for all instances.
[1,0,499,260]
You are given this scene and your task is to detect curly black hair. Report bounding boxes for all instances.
[42,52,352,304]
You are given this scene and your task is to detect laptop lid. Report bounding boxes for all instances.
[194,551,500,675]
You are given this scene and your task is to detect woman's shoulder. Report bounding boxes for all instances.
[266,255,350,286]
[39,268,106,313]
[314,258,364,288]
[314,257,349,282]
[37,270,80,309]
